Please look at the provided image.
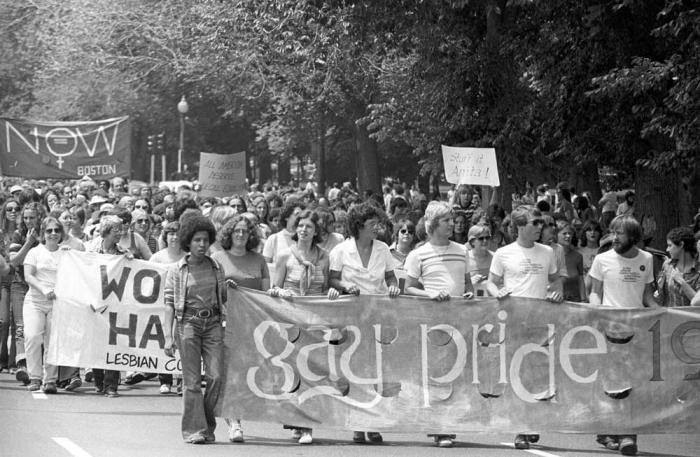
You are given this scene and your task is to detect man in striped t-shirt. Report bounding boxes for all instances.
[404,200,474,448]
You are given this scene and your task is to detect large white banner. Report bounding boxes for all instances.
[442,146,500,186]
[47,250,181,373]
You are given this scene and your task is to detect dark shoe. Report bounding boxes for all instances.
[352,431,366,443]
[186,434,206,444]
[65,377,82,392]
[84,369,94,383]
[15,368,30,385]
[619,436,637,456]
[597,435,619,450]
[367,432,383,443]
[104,389,119,398]
[527,434,539,443]
[27,379,42,392]
[436,435,454,448]
[94,384,105,394]
[124,372,145,385]
[204,433,215,443]
[514,434,529,450]
[43,382,58,394]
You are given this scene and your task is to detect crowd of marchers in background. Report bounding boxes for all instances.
[0,174,698,455]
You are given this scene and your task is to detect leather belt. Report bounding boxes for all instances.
[184,308,217,319]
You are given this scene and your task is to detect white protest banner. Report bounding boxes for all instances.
[198,151,247,198]
[441,145,499,186]
[47,250,181,374]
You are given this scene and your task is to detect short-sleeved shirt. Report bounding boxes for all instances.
[404,241,469,296]
[490,242,558,299]
[262,230,294,263]
[656,258,700,307]
[212,250,269,291]
[329,238,396,294]
[589,248,653,308]
[23,244,65,305]
[185,259,218,310]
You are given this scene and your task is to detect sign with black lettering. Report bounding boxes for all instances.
[47,250,180,373]
[198,151,246,198]
[0,116,131,178]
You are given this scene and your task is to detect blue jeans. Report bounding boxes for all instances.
[176,315,223,440]
[10,282,28,365]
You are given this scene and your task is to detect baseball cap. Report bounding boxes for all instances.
[89,195,109,205]
[9,185,22,194]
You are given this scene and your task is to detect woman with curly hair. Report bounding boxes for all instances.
[212,214,269,443]
[656,226,700,307]
[163,215,227,444]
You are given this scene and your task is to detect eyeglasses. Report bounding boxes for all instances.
[135,219,149,224]
[134,204,148,209]
[45,228,61,234]
[6,207,19,212]
[476,236,492,241]
[399,228,414,235]
[233,228,250,235]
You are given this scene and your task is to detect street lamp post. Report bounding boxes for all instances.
[177,95,189,175]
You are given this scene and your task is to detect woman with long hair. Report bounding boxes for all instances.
[212,215,270,443]
[22,217,68,393]
[269,209,339,444]
[557,221,586,302]
[389,218,416,291]
[0,199,21,372]
[8,202,44,385]
[450,211,469,244]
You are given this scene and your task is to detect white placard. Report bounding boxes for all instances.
[198,151,247,197]
[441,146,499,186]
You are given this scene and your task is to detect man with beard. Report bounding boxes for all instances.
[588,215,656,456]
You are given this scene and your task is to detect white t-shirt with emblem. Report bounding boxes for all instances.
[588,248,653,308]
[490,242,558,299]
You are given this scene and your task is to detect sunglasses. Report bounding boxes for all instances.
[529,219,545,227]
[399,228,414,235]
[134,204,148,209]
[135,219,149,224]
[6,207,19,212]
[476,236,492,241]
[45,228,62,234]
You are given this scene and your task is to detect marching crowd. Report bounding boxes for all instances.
[1,175,699,456]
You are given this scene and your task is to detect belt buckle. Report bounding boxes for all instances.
[197,309,212,318]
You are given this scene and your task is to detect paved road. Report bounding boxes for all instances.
[1,372,698,457]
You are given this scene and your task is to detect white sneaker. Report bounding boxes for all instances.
[298,430,313,445]
[228,424,244,443]
[159,384,171,394]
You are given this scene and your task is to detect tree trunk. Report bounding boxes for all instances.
[257,148,272,185]
[635,165,685,250]
[278,155,291,185]
[568,160,601,202]
[354,122,381,194]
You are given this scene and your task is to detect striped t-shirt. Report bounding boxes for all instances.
[404,241,469,296]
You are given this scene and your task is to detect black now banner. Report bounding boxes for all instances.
[0,116,131,179]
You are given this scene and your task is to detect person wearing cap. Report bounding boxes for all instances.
[10,185,23,196]
[467,224,493,298]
